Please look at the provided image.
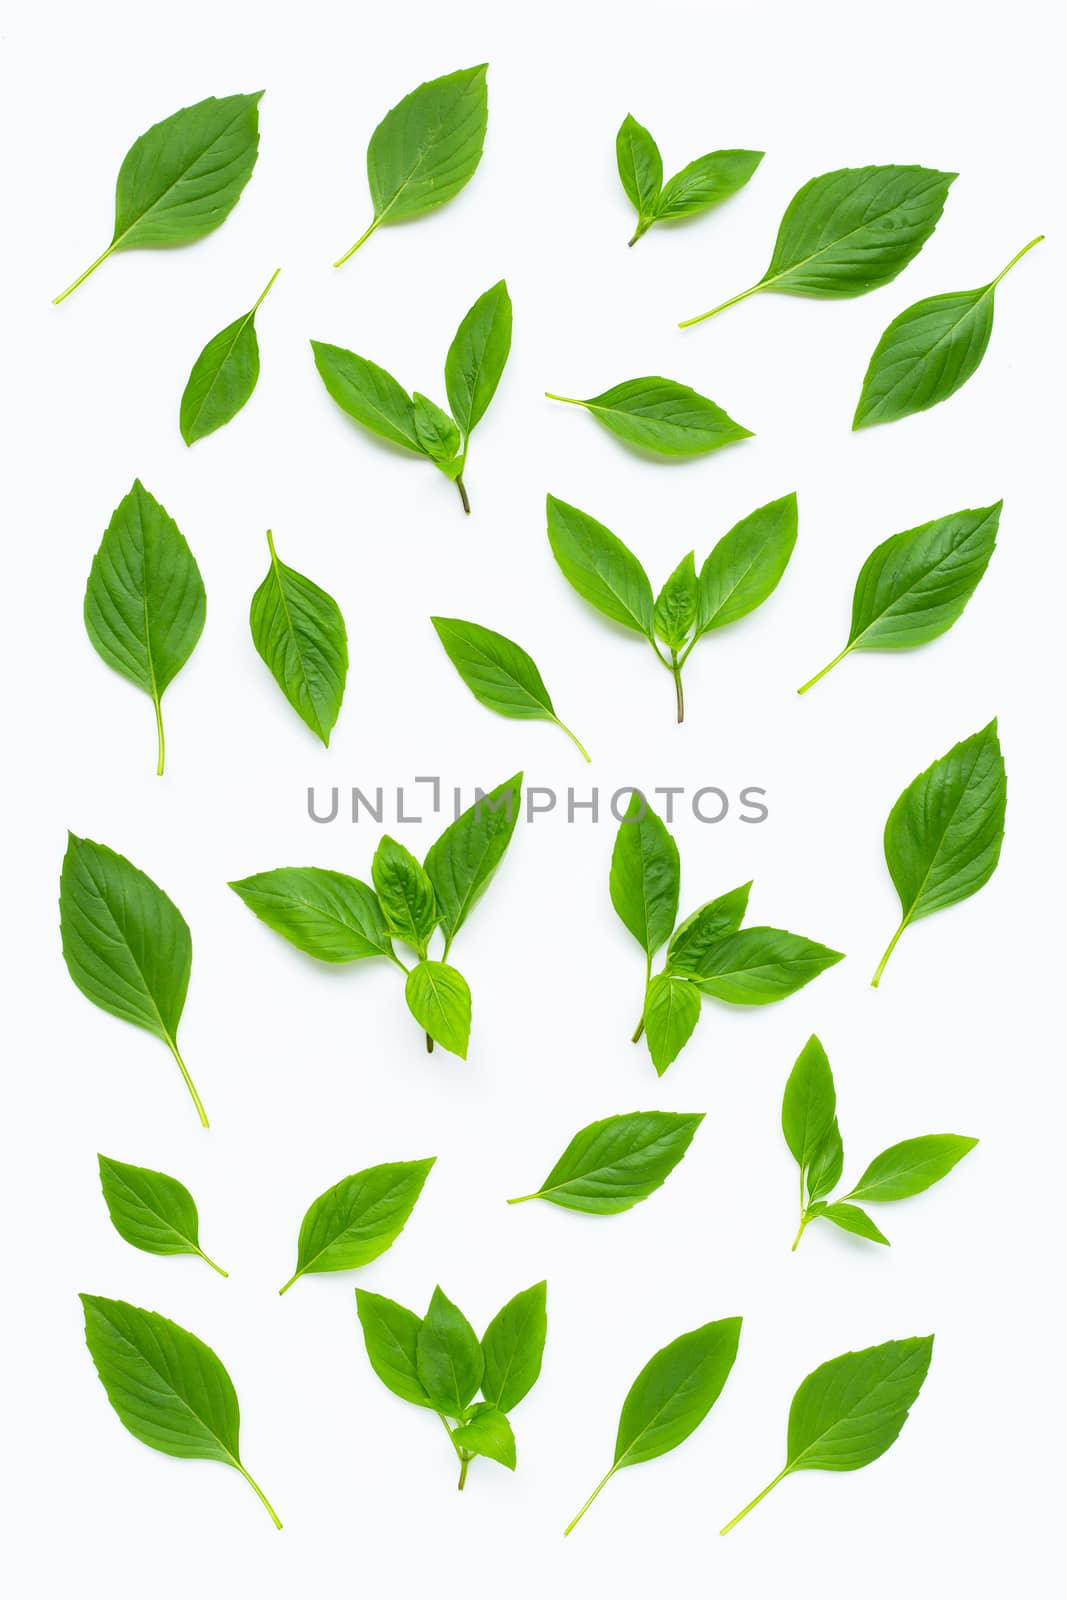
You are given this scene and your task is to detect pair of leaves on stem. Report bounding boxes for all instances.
[81,1295,281,1527]
[53,93,263,303]
[797,502,1000,694]
[508,1110,703,1213]
[612,795,843,1073]
[783,1036,977,1249]
[616,114,762,245]
[853,236,1043,428]
[431,618,590,758]
[313,280,511,513]
[356,1281,546,1488]
[873,720,1006,985]
[180,269,280,445]
[230,773,522,1059]
[334,65,488,265]
[547,492,797,722]
[679,163,956,326]
[546,377,752,458]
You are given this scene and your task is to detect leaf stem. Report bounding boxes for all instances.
[628,217,652,247]
[564,1465,616,1535]
[992,234,1044,287]
[791,1212,810,1252]
[153,694,166,777]
[671,651,685,723]
[198,1249,229,1278]
[719,1467,789,1534]
[871,918,908,988]
[678,281,764,329]
[553,717,591,761]
[251,267,282,313]
[166,1037,209,1127]
[797,645,852,695]
[505,1192,540,1205]
[333,217,380,268]
[457,1452,472,1490]
[544,392,586,407]
[52,242,117,304]
[455,474,471,515]
[277,1271,300,1296]
[425,1031,435,1054]
[235,1462,283,1529]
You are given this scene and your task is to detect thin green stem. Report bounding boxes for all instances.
[166,1038,209,1127]
[153,695,166,777]
[797,644,852,695]
[277,1271,300,1296]
[628,217,652,247]
[632,953,651,1041]
[52,242,117,304]
[631,1016,645,1043]
[871,918,908,988]
[455,474,471,515]
[564,1465,616,1535]
[719,1467,789,1535]
[251,267,281,314]
[333,217,380,268]
[506,1192,540,1205]
[425,1031,435,1053]
[544,392,586,406]
[235,1462,283,1529]
[438,1414,464,1459]
[198,1249,229,1278]
[791,1213,810,1252]
[671,652,685,723]
[678,281,763,329]
[553,718,591,761]
[992,234,1044,287]
[457,1452,472,1490]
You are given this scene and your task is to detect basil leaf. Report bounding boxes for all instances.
[228,867,394,962]
[798,504,1001,692]
[565,1317,741,1534]
[412,392,461,468]
[372,836,438,956]
[80,1295,281,1526]
[805,1118,844,1203]
[84,479,206,776]
[509,1112,703,1213]
[334,66,488,265]
[781,1034,837,1174]
[480,1281,547,1411]
[616,115,663,244]
[697,493,798,634]
[610,792,680,958]
[180,269,279,445]
[404,961,471,1059]
[97,1155,226,1275]
[721,1336,933,1532]
[545,495,655,635]
[667,883,752,974]
[278,1157,434,1294]
[854,237,1043,428]
[311,341,423,452]
[444,279,513,438]
[546,377,752,457]
[53,93,263,302]
[692,926,844,1004]
[654,553,698,649]
[416,1287,484,1416]
[655,149,763,222]
[681,164,955,325]
[355,1288,435,1408]
[452,1402,516,1469]
[249,530,348,746]
[643,975,702,1075]
[423,772,522,953]
[844,1134,978,1204]
[820,1201,890,1245]
[60,835,207,1127]
[431,616,589,759]
[874,720,1006,985]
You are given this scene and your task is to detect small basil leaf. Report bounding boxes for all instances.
[311,341,423,452]
[643,975,702,1075]
[279,1157,435,1294]
[228,867,394,962]
[97,1155,225,1275]
[666,883,752,974]
[781,1035,837,1173]
[693,926,844,1004]
[616,115,663,243]
[84,479,206,776]
[416,1287,484,1416]
[805,1118,844,1203]
[412,392,461,468]
[452,1402,516,1469]
[546,495,655,635]
[371,836,438,955]
[249,531,348,746]
[355,1288,435,1409]
[654,552,698,649]
[547,377,752,457]
[820,1202,890,1245]
[697,493,798,635]
[844,1134,978,1204]
[875,720,1006,986]
[655,149,763,222]
[854,237,1042,429]
[180,269,279,445]
[609,792,680,958]
[444,279,513,438]
[423,773,522,952]
[431,616,589,759]
[510,1112,703,1213]
[404,961,471,1059]
[480,1281,547,1412]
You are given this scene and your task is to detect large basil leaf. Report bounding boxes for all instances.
[445,279,513,438]
[480,1281,547,1412]
[97,1155,225,1275]
[642,975,702,1075]
[311,342,423,452]
[180,269,279,445]
[249,531,348,745]
[692,927,844,1004]
[547,377,752,457]
[371,836,438,956]
[546,495,655,635]
[431,616,589,758]
[697,493,798,634]
[279,1157,435,1293]
[844,1134,978,1204]
[355,1288,435,1408]
[655,149,763,222]
[819,1202,890,1245]
[616,115,663,242]
[609,793,680,958]
[404,961,471,1059]
[666,883,752,973]
[781,1035,837,1174]
[228,867,394,962]
[416,1287,484,1416]
[509,1111,703,1213]
[423,772,522,952]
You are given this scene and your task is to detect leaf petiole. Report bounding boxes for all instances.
[455,473,471,515]
[251,266,282,313]
[719,1466,790,1534]
[153,694,166,777]
[198,1249,229,1278]
[991,233,1044,288]
[165,1036,209,1128]
[797,645,852,695]
[553,717,591,762]
[333,216,380,268]
[871,917,909,987]
[52,242,118,305]
[678,280,765,328]
[235,1461,283,1529]
[563,1465,616,1535]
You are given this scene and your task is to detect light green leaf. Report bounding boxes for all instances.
[781,1035,837,1173]
[279,1158,435,1293]
[180,269,279,445]
[445,279,513,437]
[666,883,752,974]
[655,149,763,222]
[372,836,438,956]
[423,772,522,950]
[355,1288,435,1409]
[311,341,422,452]
[405,961,471,1059]
[228,867,394,963]
[693,926,844,1004]
[642,975,702,1075]
[844,1134,978,1203]
[609,792,680,958]
[97,1155,225,1275]
[480,1281,547,1412]
[452,1402,516,1468]
[249,530,348,746]
[698,493,798,634]
[546,495,655,635]
[654,553,698,649]
[431,616,589,758]
[547,377,752,457]
[616,114,663,243]
[820,1202,890,1245]
[509,1113,703,1213]
[416,1287,484,1416]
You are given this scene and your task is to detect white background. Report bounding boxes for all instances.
[2,0,1063,1594]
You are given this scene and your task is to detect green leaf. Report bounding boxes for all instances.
[820,1202,890,1245]
[681,165,955,325]
[371,836,438,956]
[84,479,206,776]
[423,772,522,951]
[781,1034,837,1172]
[547,377,752,457]
[97,1155,226,1275]
[874,720,1006,985]
[844,1134,978,1203]
[805,1118,844,1203]
[642,975,702,1075]
[854,237,1043,428]
[480,1281,547,1411]
[412,392,461,467]
[666,883,752,974]
[609,793,680,958]
[355,1288,435,1409]
[431,616,589,758]
[445,279,513,438]
[510,1112,703,1213]
[545,495,655,635]
[249,530,348,746]
[404,961,471,1059]
[180,269,279,445]
[311,341,423,452]
[53,93,263,303]
[228,867,394,962]
[616,115,663,243]
[654,553,698,649]
[80,1295,280,1526]
[693,927,845,1004]
[452,1402,516,1469]
[416,1287,484,1416]
[279,1158,435,1293]
[60,835,207,1127]
[655,149,764,222]
[335,66,489,264]
[566,1317,741,1534]
[697,493,798,635]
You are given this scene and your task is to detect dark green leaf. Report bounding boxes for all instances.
[404,961,471,1059]
[511,1112,703,1213]
[279,1158,435,1293]
[180,269,279,444]
[416,1287,484,1416]
[693,926,844,1004]
[844,1134,978,1203]
[655,149,763,222]
[431,616,589,757]
[480,1281,547,1411]
[654,553,698,648]
[545,495,654,635]
[666,883,752,974]
[547,377,752,457]
[310,341,423,452]
[820,1202,890,1245]
[228,867,394,962]
[616,115,662,242]
[423,773,522,951]
[249,530,348,746]
[452,1402,516,1468]
[355,1288,435,1408]
[609,793,680,957]
[781,1035,837,1172]
[371,836,438,955]
[97,1155,225,1274]
[697,493,798,634]
[805,1118,844,1203]
[643,975,702,1075]
[445,279,513,438]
